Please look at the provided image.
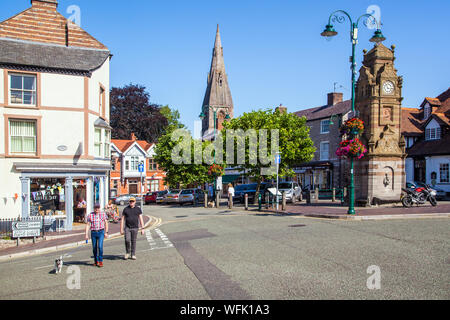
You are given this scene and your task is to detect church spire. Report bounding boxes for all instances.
[201,25,234,138]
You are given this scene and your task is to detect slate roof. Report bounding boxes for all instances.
[407,133,450,157]
[294,100,352,121]
[401,107,423,136]
[0,38,111,76]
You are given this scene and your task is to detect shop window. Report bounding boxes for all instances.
[9,119,37,154]
[10,74,36,105]
[30,178,66,217]
[440,164,449,183]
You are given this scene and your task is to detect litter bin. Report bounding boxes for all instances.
[306,190,318,204]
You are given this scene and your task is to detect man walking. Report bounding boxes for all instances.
[120,197,145,260]
[85,203,108,267]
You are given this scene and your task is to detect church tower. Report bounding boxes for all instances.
[201,25,234,138]
[354,43,406,205]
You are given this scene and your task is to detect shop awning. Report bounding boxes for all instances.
[221,174,241,184]
[293,161,334,171]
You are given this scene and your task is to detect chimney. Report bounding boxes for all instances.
[275,104,287,114]
[327,92,343,106]
[131,133,137,141]
[31,0,58,10]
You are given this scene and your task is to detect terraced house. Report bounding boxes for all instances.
[0,0,112,230]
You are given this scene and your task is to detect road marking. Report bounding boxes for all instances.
[145,228,173,250]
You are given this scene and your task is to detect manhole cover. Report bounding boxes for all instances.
[289,224,306,228]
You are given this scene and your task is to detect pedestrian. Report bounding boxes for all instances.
[227,183,235,197]
[85,203,108,267]
[120,197,145,260]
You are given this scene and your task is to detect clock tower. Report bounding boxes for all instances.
[354,43,406,205]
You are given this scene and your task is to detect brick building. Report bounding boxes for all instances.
[293,93,351,190]
[110,134,166,198]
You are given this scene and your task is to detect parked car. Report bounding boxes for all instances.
[144,191,158,204]
[165,189,182,204]
[276,182,302,203]
[233,183,273,203]
[155,190,169,204]
[179,189,205,205]
[115,194,142,206]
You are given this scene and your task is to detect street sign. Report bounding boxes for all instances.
[12,220,41,238]
[138,164,144,173]
[275,154,281,164]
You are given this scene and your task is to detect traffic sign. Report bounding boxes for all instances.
[138,163,144,173]
[275,155,281,164]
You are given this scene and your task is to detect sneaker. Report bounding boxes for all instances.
[131,255,137,260]
[93,261,98,266]
[124,253,129,260]
[97,261,103,267]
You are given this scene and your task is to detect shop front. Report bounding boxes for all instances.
[14,162,110,231]
[293,161,334,190]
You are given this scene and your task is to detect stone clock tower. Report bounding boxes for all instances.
[354,43,406,205]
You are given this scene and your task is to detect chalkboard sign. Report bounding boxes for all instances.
[30,204,39,216]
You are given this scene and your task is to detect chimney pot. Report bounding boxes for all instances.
[31,0,58,10]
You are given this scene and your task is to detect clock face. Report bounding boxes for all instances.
[382,81,394,94]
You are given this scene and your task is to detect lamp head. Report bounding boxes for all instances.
[321,24,338,38]
[199,112,206,120]
[369,29,386,43]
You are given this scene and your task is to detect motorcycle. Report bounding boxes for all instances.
[401,185,437,207]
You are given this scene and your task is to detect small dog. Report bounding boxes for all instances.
[207,201,215,208]
[54,256,63,274]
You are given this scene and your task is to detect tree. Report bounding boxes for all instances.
[110,84,168,142]
[222,108,315,203]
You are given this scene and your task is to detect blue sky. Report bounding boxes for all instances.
[1,0,449,134]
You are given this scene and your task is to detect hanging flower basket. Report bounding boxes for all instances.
[208,164,224,177]
[336,138,367,160]
[340,118,364,136]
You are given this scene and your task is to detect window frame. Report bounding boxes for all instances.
[320,119,330,134]
[9,73,38,107]
[320,141,330,161]
[440,163,449,183]
[4,115,41,158]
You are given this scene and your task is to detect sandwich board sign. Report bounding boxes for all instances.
[12,221,41,238]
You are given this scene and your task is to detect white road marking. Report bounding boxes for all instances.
[146,228,174,250]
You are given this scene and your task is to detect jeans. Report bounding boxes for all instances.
[124,227,138,256]
[91,230,104,262]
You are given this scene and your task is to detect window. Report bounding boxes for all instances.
[320,120,330,134]
[425,127,441,141]
[112,180,118,189]
[9,120,37,153]
[149,158,157,170]
[10,74,36,105]
[130,156,139,171]
[148,180,159,192]
[104,130,111,158]
[320,141,330,160]
[99,85,105,116]
[424,104,431,120]
[111,158,116,171]
[94,128,102,157]
[125,160,129,170]
[440,164,449,183]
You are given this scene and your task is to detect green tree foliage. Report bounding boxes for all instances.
[222,109,315,202]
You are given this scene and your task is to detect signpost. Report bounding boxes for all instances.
[12,220,42,245]
[138,162,144,208]
[275,153,281,211]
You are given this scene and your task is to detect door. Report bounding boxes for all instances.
[129,184,138,194]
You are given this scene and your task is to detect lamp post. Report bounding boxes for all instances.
[199,105,231,196]
[321,10,385,215]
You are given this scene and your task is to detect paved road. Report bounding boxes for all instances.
[0,205,448,299]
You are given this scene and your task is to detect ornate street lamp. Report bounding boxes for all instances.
[321,10,385,215]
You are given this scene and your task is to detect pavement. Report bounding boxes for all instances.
[0,214,156,261]
[1,200,448,261]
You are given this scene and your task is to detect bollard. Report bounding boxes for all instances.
[282,192,286,211]
[332,188,336,202]
[204,192,208,208]
[258,193,262,211]
[245,193,248,210]
[228,193,233,209]
[193,193,197,206]
[315,187,319,201]
[216,192,220,209]
[265,193,269,209]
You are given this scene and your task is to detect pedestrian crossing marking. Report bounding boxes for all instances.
[145,229,174,250]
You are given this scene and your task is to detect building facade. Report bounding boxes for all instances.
[293,93,352,190]
[403,88,450,196]
[110,134,166,197]
[0,0,111,229]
